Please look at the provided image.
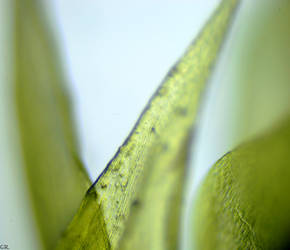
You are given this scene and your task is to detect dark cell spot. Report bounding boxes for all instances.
[151,127,156,134]
[132,199,140,207]
[176,107,188,116]
[100,183,107,189]
[167,64,178,78]
[112,163,121,172]
[162,144,169,152]
[158,87,168,97]
[125,150,131,157]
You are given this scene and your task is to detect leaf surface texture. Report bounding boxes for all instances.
[194,117,290,249]
[56,0,240,249]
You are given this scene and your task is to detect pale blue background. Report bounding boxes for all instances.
[48,0,220,181]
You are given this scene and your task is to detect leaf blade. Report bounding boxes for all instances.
[13,0,91,248]
[57,0,240,249]
[193,117,290,249]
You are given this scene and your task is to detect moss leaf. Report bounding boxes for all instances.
[193,117,290,249]
[13,0,91,249]
[56,0,240,249]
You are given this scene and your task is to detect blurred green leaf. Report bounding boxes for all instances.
[193,116,290,249]
[56,0,240,249]
[13,0,91,249]
[193,2,290,248]
[234,0,290,143]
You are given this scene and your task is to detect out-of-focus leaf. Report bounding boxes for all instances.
[56,0,240,249]
[13,0,91,249]
[234,0,290,143]
[192,2,290,248]
[193,116,290,249]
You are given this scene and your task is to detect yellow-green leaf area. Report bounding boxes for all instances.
[56,190,110,250]
[102,1,239,248]
[57,0,240,249]
[13,0,91,249]
[193,116,290,249]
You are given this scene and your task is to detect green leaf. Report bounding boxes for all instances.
[233,0,290,143]
[193,2,290,248]
[12,0,91,249]
[56,0,240,249]
[193,116,290,249]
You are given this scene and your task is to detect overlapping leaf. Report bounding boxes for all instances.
[194,117,290,249]
[13,0,91,249]
[193,1,290,248]
[56,0,240,249]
